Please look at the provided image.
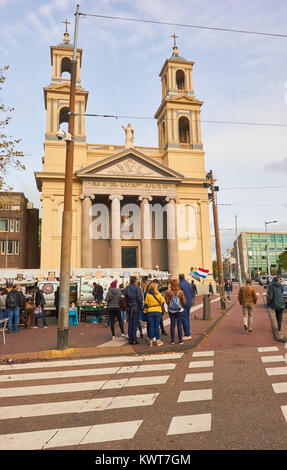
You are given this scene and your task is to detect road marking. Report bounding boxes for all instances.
[0,420,143,450]
[0,393,159,420]
[272,383,287,394]
[189,360,214,368]
[178,389,212,402]
[266,367,287,376]
[184,372,213,383]
[261,355,285,363]
[117,364,176,374]
[0,375,170,398]
[258,347,279,352]
[167,414,212,435]
[192,351,214,357]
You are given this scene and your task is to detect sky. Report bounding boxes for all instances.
[1,0,287,258]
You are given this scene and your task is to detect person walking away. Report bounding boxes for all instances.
[179,274,193,340]
[224,279,233,302]
[33,286,48,328]
[270,277,285,332]
[0,288,7,320]
[54,286,59,319]
[105,280,127,340]
[209,282,214,295]
[124,276,143,345]
[17,285,27,328]
[191,280,198,306]
[92,282,104,304]
[6,284,21,333]
[165,280,186,345]
[144,281,165,346]
[238,279,257,332]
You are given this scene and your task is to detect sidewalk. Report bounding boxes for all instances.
[0,287,282,362]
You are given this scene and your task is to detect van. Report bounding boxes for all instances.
[37,280,94,314]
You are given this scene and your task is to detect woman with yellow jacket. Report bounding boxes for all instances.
[144,281,165,346]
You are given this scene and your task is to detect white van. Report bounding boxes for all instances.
[37,280,94,313]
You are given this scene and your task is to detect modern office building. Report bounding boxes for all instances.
[233,232,287,278]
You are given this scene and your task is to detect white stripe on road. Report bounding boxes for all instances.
[178,389,212,402]
[189,361,214,369]
[281,406,287,425]
[266,367,287,376]
[261,355,285,363]
[0,420,143,450]
[258,347,279,352]
[272,383,287,394]
[192,351,214,357]
[184,372,213,383]
[0,375,170,398]
[116,364,176,374]
[0,393,159,420]
[167,414,212,435]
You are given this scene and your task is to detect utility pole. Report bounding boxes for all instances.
[205,170,226,310]
[57,5,80,350]
[235,215,242,286]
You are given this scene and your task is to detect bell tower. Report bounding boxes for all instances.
[154,35,205,178]
[43,23,88,144]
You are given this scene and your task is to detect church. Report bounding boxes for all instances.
[35,29,213,280]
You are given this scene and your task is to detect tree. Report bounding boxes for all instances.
[277,251,287,271]
[0,65,25,190]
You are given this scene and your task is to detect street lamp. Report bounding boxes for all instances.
[265,220,278,277]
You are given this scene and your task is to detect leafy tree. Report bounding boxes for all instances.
[277,250,287,271]
[0,65,25,190]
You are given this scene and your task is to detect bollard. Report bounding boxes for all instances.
[203,294,211,320]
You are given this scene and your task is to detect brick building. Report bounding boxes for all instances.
[0,192,39,269]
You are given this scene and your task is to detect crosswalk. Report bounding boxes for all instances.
[258,345,287,427]
[0,350,216,449]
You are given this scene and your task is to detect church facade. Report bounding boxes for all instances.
[35,31,213,279]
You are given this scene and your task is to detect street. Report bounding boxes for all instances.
[0,289,286,451]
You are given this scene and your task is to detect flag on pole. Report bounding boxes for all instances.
[191,267,209,280]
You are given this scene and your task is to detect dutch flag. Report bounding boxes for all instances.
[194,268,209,279]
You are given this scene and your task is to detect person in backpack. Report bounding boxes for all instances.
[270,277,286,332]
[143,281,165,347]
[124,276,143,345]
[179,274,193,340]
[165,279,186,345]
[6,284,21,334]
[33,286,48,328]
[105,280,127,340]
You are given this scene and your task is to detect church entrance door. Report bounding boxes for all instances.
[122,247,137,268]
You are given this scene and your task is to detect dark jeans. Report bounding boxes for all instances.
[108,307,124,336]
[34,307,47,327]
[147,311,162,340]
[169,310,183,343]
[127,305,141,343]
[182,304,191,336]
[275,308,283,330]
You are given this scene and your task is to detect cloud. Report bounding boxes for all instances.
[264,158,287,172]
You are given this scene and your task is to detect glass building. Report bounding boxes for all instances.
[233,232,287,279]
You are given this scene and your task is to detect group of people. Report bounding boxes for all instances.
[0,284,48,334]
[104,273,197,346]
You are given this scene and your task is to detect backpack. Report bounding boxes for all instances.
[169,292,182,311]
[6,290,19,308]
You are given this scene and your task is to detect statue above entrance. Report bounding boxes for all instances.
[122,123,134,148]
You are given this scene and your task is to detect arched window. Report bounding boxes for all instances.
[161,121,166,147]
[176,69,185,90]
[61,57,71,79]
[178,116,190,144]
[58,106,69,131]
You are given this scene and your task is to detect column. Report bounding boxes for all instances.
[80,194,94,268]
[166,197,179,279]
[109,195,123,268]
[139,196,152,270]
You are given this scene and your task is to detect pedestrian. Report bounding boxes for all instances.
[209,282,214,295]
[124,276,143,345]
[224,279,233,302]
[238,279,257,332]
[54,286,59,319]
[144,281,165,346]
[191,280,198,306]
[33,286,48,328]
[119,283,127,323]
[153,279,168,336]
[0,288,7,320]
[17,285,27,328]
[105,280,127,340]
[269,277,285,332]
[5,284,21,333]
[179,274,193,340]
[92,282,104,304]
[165,279,186,345]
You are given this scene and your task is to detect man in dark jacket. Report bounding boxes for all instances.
[92,282,104,304]
[179,274,193,340]
[270,277,286,332]
[17,285,27,328]
[124,276,143,344]
[54,286,59,319]
[6,284,21,333]
[34,286,48,328]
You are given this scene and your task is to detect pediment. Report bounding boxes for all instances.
[76,148,183,182]
[170,94,203,106]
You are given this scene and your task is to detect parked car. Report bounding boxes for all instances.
[37,280,94,313]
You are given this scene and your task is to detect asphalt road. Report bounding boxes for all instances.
[0,288,286,453]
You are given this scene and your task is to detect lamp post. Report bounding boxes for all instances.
[57,5,80,350]
[265,220,278,277]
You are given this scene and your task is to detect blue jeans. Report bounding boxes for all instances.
[169,310,183,343]
[0,308,8,320]
[34,308,47,327]
[182,304,191,336]
[7,306,20,333]
[128,305,140,343]
[147,311,162,340]
[121,310,126,321]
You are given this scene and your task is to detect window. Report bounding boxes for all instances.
[14,240,19,255]
[176,69,185,90]
[15,218,20,232]
[10,219,14,232]
[11,205,20,211]
[7,240,13,255]
[0,241,5,255]
[178,116,190,144]
[0,219,8,232]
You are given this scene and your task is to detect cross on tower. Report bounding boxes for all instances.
[62,19,70,33]
[171,33,178,47]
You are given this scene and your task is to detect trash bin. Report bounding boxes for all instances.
[203,294,211,320]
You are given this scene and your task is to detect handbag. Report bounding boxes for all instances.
[34,306,42,317]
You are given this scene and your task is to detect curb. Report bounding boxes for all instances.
[0,302,235,363]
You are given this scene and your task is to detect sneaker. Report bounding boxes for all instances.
[157,340,164,346]
[244,325,248,330]
[248,329,252,333]
[179,341,184,345]
[171,341,175,345]
[112,336,116,340]
[121,333,128,339]
[32,326,38,329]
[149,341,153,347]
[43,326,48,329]
[182,336,192,340]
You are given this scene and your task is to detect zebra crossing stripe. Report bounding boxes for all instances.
[189,360,214,368]
[261,355,285,363]
[184,372,213,382]
[266,367,287,376]
[258,347,279,352]
[0,420,143,450]
[178,389,212,402]
[192,351,214,357]
[0,393,159,420]
[167,414,212,435]
[272,383,287,394]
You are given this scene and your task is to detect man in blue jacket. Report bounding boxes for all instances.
[179,274,193,340]
[124,276,143,344]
